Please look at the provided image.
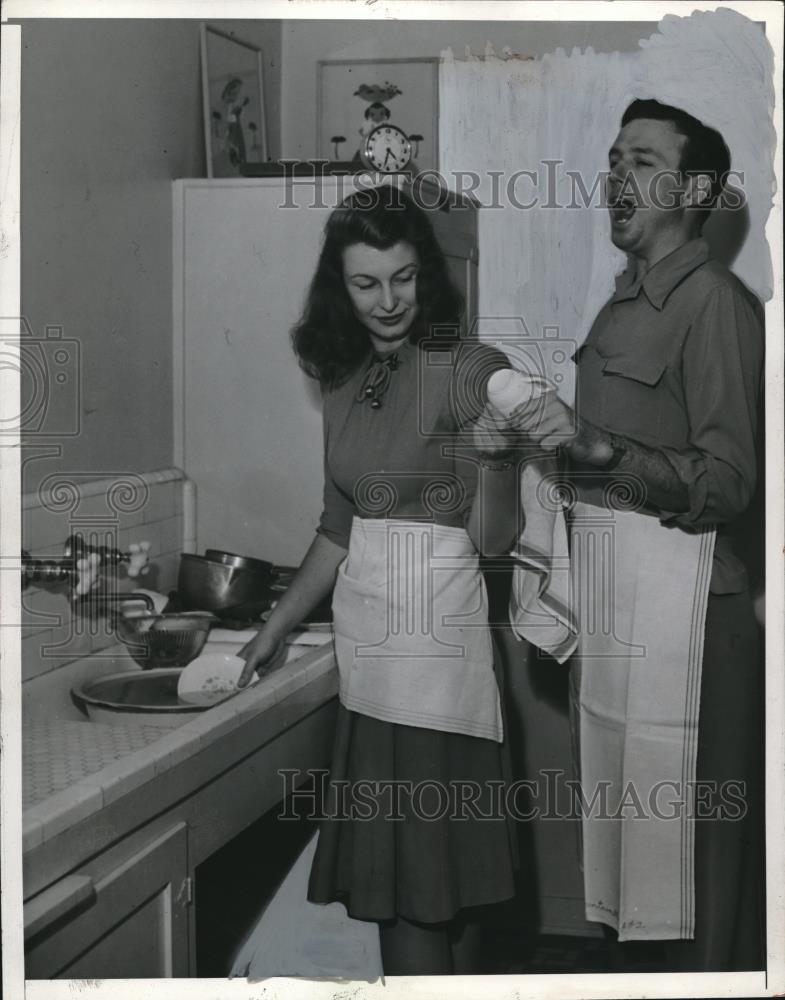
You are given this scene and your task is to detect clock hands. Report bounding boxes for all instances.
[361,125,412,172]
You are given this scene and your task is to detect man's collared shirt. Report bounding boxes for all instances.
[573,238,764,593]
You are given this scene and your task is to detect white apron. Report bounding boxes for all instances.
[332,517,503,742]
[570,500,715,941]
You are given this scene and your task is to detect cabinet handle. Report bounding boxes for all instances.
[24,875,96,940]
[176,876,193,906]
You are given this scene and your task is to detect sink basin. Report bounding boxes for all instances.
[72,669,208,729]
[71,640,317,727]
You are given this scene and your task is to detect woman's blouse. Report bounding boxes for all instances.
[318,338,509,549]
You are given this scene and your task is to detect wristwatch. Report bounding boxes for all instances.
[477,449,517,471]
[603,435,627,470]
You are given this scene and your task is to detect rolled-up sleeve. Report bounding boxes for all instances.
[450,341,511,428]
[659,283,764,527]
[449,340,512,526]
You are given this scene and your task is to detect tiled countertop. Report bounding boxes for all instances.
[24,720,168,809]
[22,640,337,854]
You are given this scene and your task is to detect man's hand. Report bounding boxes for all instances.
[505,388,579,451]
[508,389,689,511]
[506,388,625,465]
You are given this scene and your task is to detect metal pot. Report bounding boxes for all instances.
[203,549,274,576]
[177,553,273,616]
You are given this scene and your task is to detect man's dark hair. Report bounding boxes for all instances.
[621,99,731,226]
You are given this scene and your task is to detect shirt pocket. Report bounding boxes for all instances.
[598,353,668,436]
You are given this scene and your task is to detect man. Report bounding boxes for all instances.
[510,99,765,970]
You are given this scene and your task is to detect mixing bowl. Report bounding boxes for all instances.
[177,553,273,616]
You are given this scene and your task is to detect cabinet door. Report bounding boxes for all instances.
[176,182,329,565]
[25,822,190,979]
[429,210,479,326]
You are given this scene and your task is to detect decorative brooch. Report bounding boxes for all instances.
[356,352,400,409]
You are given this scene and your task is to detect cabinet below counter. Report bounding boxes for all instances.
[23,644,338,979]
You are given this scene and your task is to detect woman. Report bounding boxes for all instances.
[238,185,521,975]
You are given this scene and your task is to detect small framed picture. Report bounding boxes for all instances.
[317,58,439,171]
[200,24,268,178]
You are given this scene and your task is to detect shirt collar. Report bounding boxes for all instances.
[612,238,710,310]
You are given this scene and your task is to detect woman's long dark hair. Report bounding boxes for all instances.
[292,185,464,386]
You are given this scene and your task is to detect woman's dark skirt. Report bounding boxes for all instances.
[307,658,519,924]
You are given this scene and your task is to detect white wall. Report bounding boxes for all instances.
[281,19,656,160]
[16,18,282,496]
[16,17,647,498]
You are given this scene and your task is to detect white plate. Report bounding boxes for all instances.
[177,651,256,706]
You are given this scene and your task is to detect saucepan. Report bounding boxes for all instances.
[177,550,275,617]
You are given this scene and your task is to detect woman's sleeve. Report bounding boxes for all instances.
[449,341,511,524]
[450,340,511,428]
[316,394,355,549]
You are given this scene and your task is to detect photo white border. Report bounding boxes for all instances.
[1,3,781,1000]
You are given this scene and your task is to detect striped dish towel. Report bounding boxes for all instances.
[508,456,578,663]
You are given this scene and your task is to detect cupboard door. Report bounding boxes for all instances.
[429,210,479,326]
[25,823,191,979]
[176,182,328,565]
[444,250,478,327]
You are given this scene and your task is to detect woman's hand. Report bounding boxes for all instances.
[233,533,347,689]
[471,400,519,457]
[237,628,286,688]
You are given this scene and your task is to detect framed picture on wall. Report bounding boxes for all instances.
[200,24,268,178]
[317,58,439,172]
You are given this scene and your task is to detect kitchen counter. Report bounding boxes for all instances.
[23,638,339,977]
[24,718,171,810]
[23,639,335,854]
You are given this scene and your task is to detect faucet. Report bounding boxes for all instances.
[21,534,151,599]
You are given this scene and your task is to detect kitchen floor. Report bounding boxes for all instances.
[195,802,618,977]
[195,798,316,977]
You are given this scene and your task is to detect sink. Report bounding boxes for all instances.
[72,668,206,729]
[71,637,318,727]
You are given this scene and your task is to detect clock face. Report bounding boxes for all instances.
[362,125,412,173]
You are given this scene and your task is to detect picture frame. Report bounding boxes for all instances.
[317,58,439,172]
[200,24,268,178]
